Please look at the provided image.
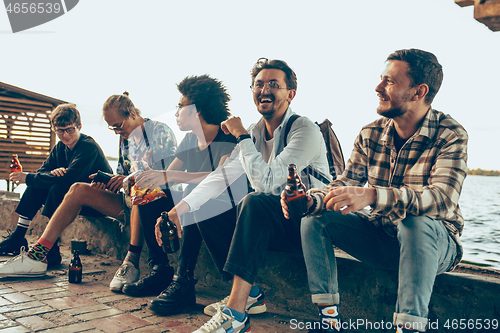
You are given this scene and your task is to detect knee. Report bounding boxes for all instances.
[239,191,267,207]
[65,183,92,201]
[47,183,70,195]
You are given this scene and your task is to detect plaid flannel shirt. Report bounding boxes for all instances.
[308,109,468,270]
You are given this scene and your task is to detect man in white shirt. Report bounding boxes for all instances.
[158,58,331,333]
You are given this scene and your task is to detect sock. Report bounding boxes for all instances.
[223,306,247,322]
[249,285,261,297]
[12,216,31,238]
[27,238,53,261]
[124,244,142,268]
[318,303,341,331]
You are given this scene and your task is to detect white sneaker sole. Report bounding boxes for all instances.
[109,285,124,292]
[247,303,267,315]
[0,271,46,278]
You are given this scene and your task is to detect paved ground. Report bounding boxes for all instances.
[0,240,319,333]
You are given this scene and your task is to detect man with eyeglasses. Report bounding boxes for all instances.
[2,103,112,266]
[161,58,331,333]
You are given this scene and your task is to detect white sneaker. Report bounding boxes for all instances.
[204,290,266,316]
[109,262,139,292]
[194,303,251,333]
[0,247,47,277]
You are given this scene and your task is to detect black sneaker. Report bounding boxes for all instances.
[46,243,62,269]
[149,275,197,315]
[122,264,174,297]
[0,231,28,256]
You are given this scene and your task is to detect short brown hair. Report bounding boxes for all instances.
[50,103,81,127]
[250,58,297,91]
[387,49,443,104]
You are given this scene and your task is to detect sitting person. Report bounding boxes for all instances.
[1,103,112,267]
[282,49,468,333]
[159,58,331,333]
[124,75,240,314]
[0,92,178,281]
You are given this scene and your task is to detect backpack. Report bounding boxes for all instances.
[284,115,345,185]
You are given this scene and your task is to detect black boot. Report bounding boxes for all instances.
[149,274,197,315]
[122,264,174,297]
[46,242,62,268]
[0,230,28,256]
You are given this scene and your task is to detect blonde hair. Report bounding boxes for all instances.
[102,91,141,118]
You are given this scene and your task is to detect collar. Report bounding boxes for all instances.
[381,108,436,146]
[251,107,294,140]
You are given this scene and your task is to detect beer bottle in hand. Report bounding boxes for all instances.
[160,212,180,253]
[285,164,307,220]
[10,154,22,172]
[69,250,82,284]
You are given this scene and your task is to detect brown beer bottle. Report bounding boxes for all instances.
[68,250,82,283]
[160,212,180,253]
[10,154,22,172]
[285,164,307,219]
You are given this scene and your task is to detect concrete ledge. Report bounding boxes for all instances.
[1,197,499,332]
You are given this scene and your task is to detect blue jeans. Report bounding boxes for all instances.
[301,211,457,332]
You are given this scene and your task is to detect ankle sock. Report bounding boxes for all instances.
[13,216,31,238]
[249,285,261,297]
[318,303,341,331]
[27,238,53,261]
[223,306,246,322]
[124,244,142,268]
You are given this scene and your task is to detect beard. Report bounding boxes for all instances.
[377,90,412,119]
[377,106,408,119]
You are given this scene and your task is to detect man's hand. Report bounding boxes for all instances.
[98,174,125,193]
[155,207,182,246]
[89,173,110,191]
[135,170,167,190]
[9,172,28,185]
[280,191,314,219]
[221,116,248,138]
[50,167,67,177]
[325,186,377,215]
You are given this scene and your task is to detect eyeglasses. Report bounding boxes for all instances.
[53,126,77,135]
[108,119,126,131]
[250,81,288,94]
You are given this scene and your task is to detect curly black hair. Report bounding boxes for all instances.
[177,75,231,125]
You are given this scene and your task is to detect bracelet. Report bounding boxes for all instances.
[237,134,251,143]
[305,195,318,216]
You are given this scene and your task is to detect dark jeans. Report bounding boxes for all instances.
[223,192,303,285]
[137,195,175,267]
[15,183,102,220]
[177,204,237,281]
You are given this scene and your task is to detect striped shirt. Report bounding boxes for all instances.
[308,109,468,270]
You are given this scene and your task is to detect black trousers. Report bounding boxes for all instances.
[223,192,303,285]
[137,195,175,267]
[177,204,237,281]
[15,183,102,220]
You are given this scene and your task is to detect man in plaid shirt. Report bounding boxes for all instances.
[282,49,468,332]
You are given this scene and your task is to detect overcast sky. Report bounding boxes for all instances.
[2,0,499,170]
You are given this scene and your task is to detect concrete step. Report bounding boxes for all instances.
[1,197,500,332]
